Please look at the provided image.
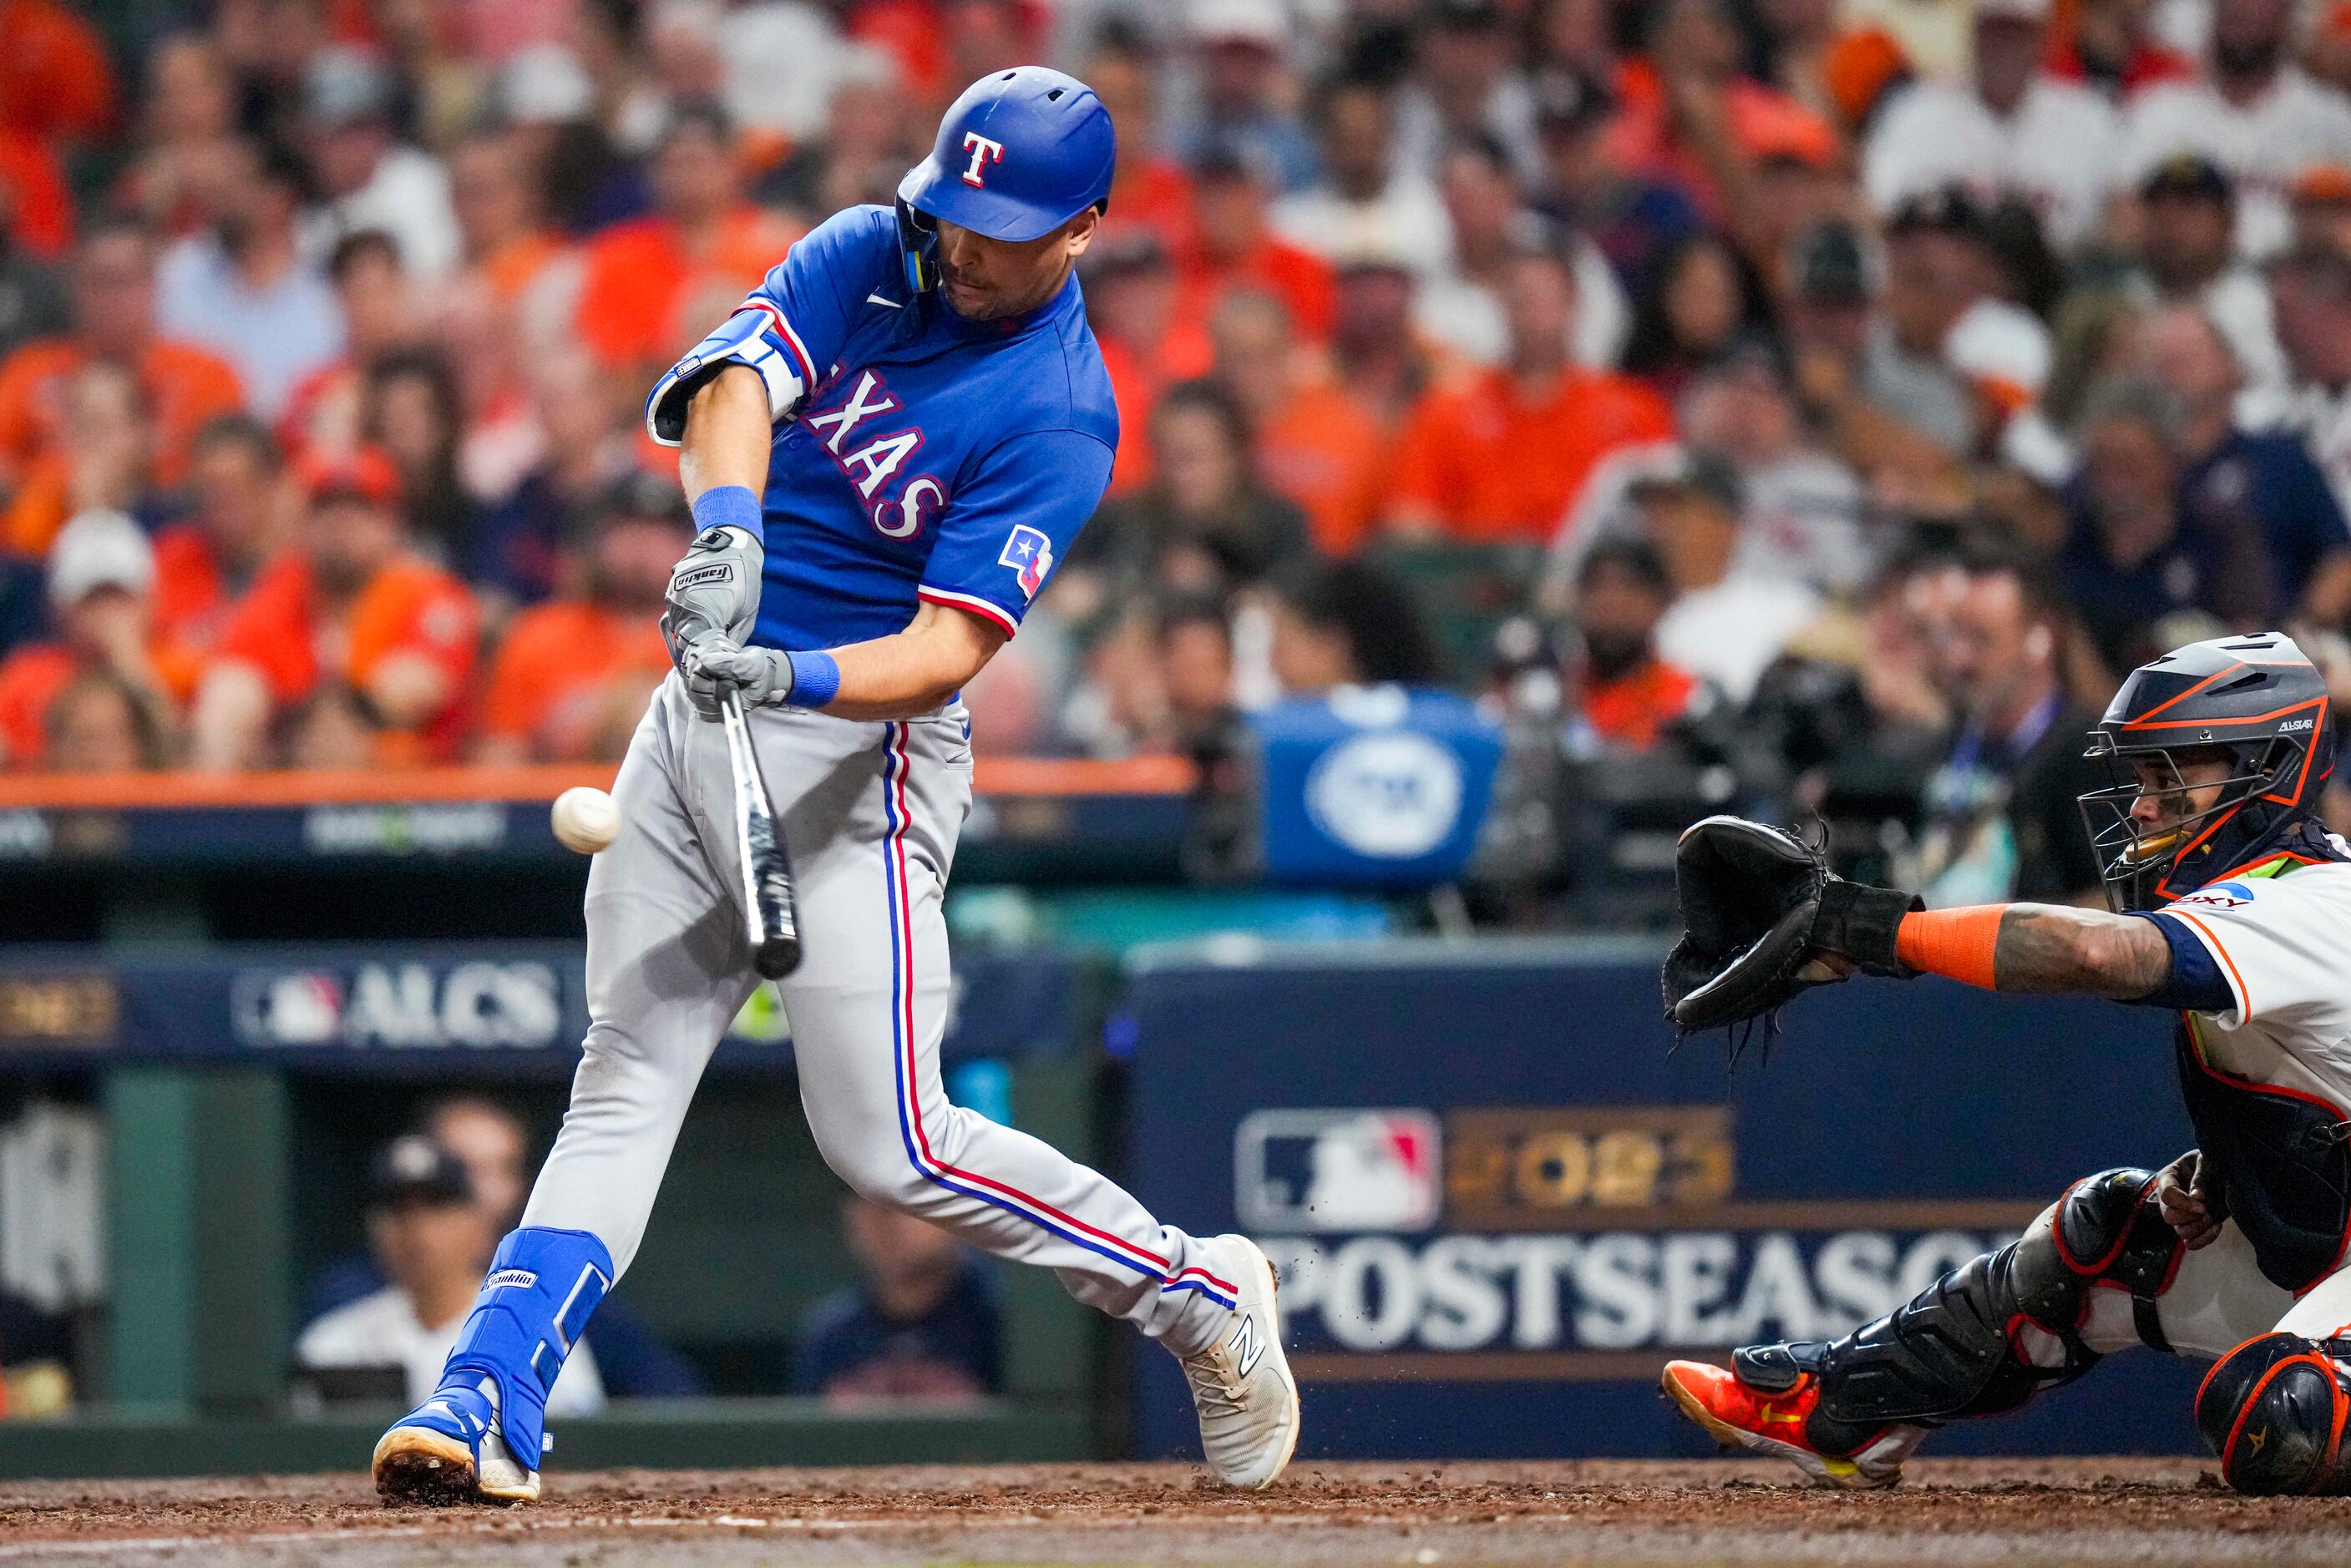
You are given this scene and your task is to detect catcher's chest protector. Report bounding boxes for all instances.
[2176,1020,2351,1292]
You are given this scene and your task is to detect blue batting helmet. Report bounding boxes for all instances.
[894,66,1116,293]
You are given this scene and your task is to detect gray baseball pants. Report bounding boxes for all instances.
[518,674,1238,1353]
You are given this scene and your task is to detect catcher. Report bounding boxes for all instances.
[1659,630,2351,1496]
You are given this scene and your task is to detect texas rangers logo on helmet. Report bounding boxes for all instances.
[1000,524,1053,598]
[960,131,1006,188]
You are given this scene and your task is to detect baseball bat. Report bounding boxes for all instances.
[718,685,803,979]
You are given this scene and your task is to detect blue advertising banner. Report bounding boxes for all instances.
[1251,687,1502,888]
[1120,938,2205,1459]
[0,943,1084,1074]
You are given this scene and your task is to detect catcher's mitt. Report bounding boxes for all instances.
[1661,816,1921,1034]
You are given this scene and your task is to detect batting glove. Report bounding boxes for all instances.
[663,524,764,650]
[681,633,795,712]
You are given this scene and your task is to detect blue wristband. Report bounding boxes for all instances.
[691,484,761,538]
[785,650,841,710]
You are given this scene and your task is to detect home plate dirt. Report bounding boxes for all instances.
[5,1459,2351,1567]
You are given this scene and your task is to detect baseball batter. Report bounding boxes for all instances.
[372,68,1298,1505]
[1660,631,2351,1496]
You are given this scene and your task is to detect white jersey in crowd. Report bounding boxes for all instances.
[1865,77,2123,253]
[2123,68,2351,260]
[298,1285,607,1414]
[2155,852,2351,1111]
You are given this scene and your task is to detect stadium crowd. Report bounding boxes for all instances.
[8,0,2351,898]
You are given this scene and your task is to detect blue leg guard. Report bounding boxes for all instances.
[431,1227,613,1471]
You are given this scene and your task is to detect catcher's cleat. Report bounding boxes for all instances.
[1178,1234,1300,1489]
[1661,1358,1917,1490]
[373,1378,539,1505]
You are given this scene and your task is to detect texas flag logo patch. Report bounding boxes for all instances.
[1000,525,1054,599]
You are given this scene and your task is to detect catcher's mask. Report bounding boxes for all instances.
[2075,631,2333,913]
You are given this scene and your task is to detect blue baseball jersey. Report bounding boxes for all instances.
[660,205,1117,650]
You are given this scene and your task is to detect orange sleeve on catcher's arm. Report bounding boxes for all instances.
[1894,905,2007,990]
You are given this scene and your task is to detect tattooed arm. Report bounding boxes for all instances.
[1985,904,2174,998]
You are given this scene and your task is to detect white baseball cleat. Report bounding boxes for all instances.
[372,1378,540,1505]
[1178,1234,1300,1489]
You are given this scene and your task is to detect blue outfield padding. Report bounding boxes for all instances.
[1121,938,2200,1460]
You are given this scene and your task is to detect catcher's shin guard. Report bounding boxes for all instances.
[2196,1333,2351,1495]
[1792,1167,2184,1454]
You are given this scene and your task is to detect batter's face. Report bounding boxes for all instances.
[935,207,1100,320]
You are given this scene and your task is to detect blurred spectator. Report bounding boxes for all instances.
[1327,249,1447,429]
[1272,75,1449,279]
[450,129,579,348]
[1066,379,1311,622]
[0,133,71,266]
[0,221,243,502]
[1392,0,1541,185]
[1208,291,1386,555]
[1528,66,1704,307]
[1268,557,1443,694]
[572,105,798,372]
[2271,241,2351,521]
[2121,0,2351,260]
[1862,0,2123,254]
[476,475,684,764]
[715,0,866,144]
[1609,0,1837,226]
[373,0,492,153]
[192,448,478,769]
[1087,230,1214,495]
[1908,548,2104,907]
[120,36,241,242]
[433,276,545,512]
[564,0,668,160]
[1619,231,1767,402]
[1638,455,1823,704]
[277,680,388,769]
[472,348,638,609]
[793,1195,1000,1406]
[155,135,345,421]
[1079,27,1196,259]
[301,48,462,282]
[2137,302,2351,624]
[1854,190,1994,459]
[2050,0,2198,97]
[1388,244,1674,544]
[751,51,915,228]
[2128,155,2290,419]
[1418,135,1629,370]
[2061,375,2266,673]
[42,670,166,773]
[2291,164,2351,256]
[280,230,423,464]
[1679,347,1871,594]
[1180,144,1336,343]
[0,511,197,771]
[153,415,296,655]
[0,206,66,362]
[364,350,479,566]
[3,358,156,560]
[1172,0,1319,195]
[1568,537,1700,751]
[296,1134,606,1412]
[1158,594,1242,752]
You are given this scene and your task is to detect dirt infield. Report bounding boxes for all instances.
[6,1459,2351,1567]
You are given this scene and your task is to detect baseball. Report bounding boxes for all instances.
[551,787,621,855]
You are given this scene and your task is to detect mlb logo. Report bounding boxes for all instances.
[999,525,1054,599]
[1234,1109,1442,1232]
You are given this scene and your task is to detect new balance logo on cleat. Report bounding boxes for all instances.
[1229,1312,1264,1378]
